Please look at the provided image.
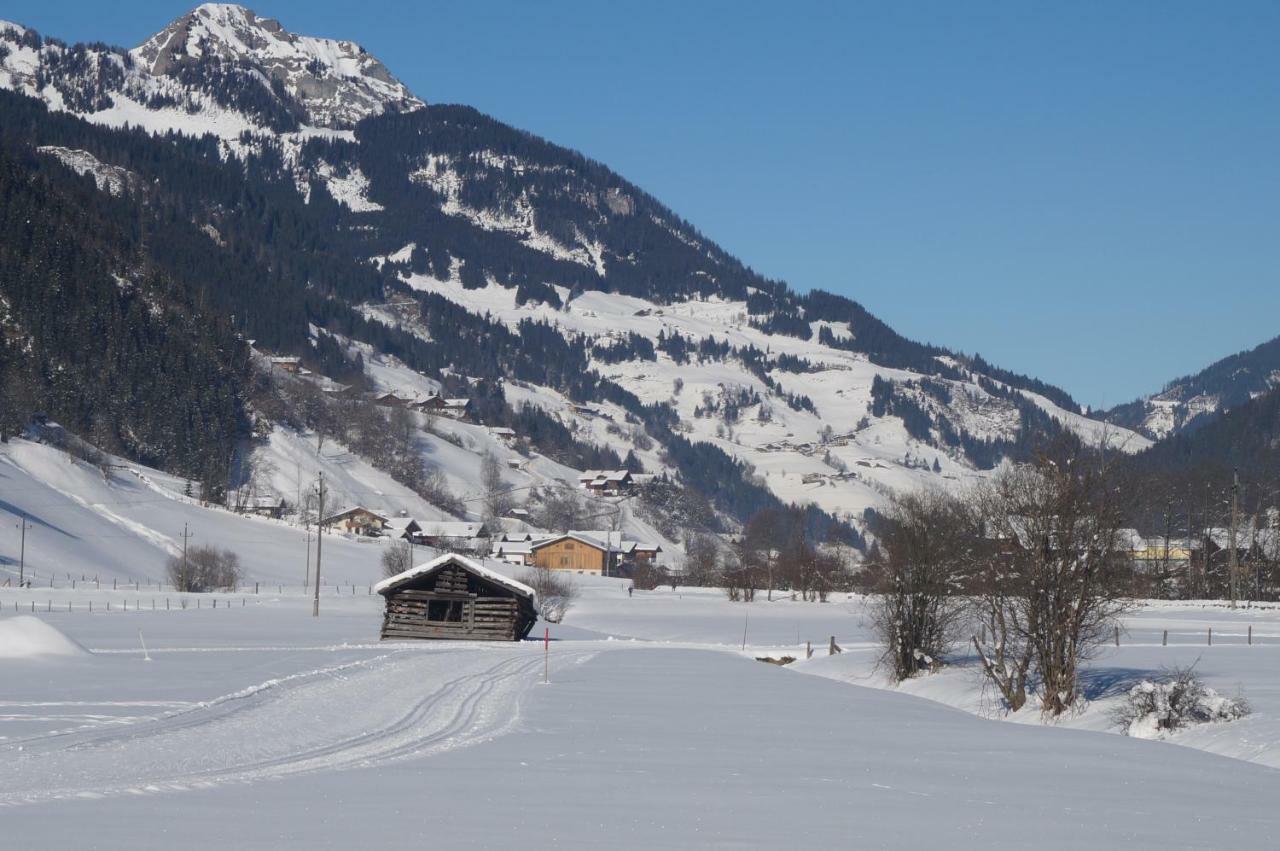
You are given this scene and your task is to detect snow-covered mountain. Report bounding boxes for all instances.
[0,4,1153,546]
[0,3,419,141]
[1100,335,1280,441]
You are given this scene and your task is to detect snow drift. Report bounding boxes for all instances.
[0,616,89,659]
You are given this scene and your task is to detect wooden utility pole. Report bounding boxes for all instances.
[16,515,29,587]
[180,522,191,585]
[313,472,325,617]
[1229,469,1240,608]
[304,531,312,590]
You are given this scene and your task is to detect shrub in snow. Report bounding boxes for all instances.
[166,545,242,592]
[520,566,577,623]
[1112,665,1250,739]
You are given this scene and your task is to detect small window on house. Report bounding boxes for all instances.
[565,542,575,550]
[427,600,464,622]
[559,556,570,567]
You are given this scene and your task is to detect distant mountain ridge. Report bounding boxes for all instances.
[1101,335,1280,441]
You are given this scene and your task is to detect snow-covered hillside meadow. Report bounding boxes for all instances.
[3,574,1280,848]
[0,429,675,590]
[364,275,1150,523]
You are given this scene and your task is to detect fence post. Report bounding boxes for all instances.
[255,582,259,595]
[806,641,812,659]
[1162,629,1167,646]
[1248,625,1252,646]
[1114,625,1120,647]
[1208,627,1212,646]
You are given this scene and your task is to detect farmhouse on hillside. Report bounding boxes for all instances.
[578,469,634,495]
[268,355,302,373]
[372,392,414,408]
[383,517,425,544]
[411,395,472,419]
[246,496,286,518]
[322,506,390,537]
[375,553,538,641]
[418,520,491,552]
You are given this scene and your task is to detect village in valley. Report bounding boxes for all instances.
[2,2,1279,848]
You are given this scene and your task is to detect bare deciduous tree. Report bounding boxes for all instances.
[683,533,721,586]
[480,449,513,522]
[868,489,973,682]
[520,566,578,623]
[973,445,1133,715]
[381,540,415,578]
[535,487,588,531]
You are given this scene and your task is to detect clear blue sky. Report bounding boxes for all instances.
[7,1,1278,409]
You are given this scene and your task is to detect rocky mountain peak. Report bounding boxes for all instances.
[133,3,423,128]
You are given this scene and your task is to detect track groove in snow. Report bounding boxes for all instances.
[0,648,566,807]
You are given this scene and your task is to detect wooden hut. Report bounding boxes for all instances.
[374,554,538,641]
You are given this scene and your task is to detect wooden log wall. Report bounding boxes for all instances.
[381,594,519,641]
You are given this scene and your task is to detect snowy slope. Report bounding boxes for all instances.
[2,587,1280,847]
[365,275,1150,522]
[0,438,387,585]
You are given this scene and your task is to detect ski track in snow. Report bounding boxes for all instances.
[0,646,576,807]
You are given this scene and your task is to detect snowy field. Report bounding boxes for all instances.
[3,574,1280,849]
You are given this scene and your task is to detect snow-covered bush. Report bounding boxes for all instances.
[166,545,242,592]
[520,566,577,624]
[1112,665,1250,738]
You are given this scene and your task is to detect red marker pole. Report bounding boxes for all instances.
[544,627,550,684]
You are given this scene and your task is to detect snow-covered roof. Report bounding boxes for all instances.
[493,541,535,555]
[419,521,488,538]
[374,553,535,600]
[324,506,389,523]
[578,469,631,482]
